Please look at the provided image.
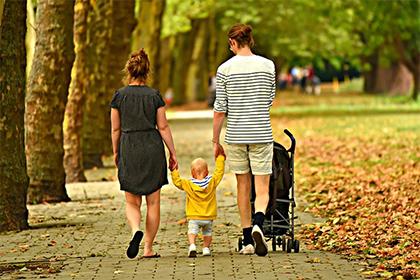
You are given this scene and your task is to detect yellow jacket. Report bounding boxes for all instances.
[171,155,225,220]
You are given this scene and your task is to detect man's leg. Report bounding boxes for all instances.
[236,173,255,251]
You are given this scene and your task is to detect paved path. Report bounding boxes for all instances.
[0,112,367,279]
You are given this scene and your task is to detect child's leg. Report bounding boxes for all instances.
[202,220,213,247]
[203,236,212,248]
[188,220,199,245]
[188,233,196,246]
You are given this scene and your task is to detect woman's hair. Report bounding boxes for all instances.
[228,24,254,48]
[124,48,150,84]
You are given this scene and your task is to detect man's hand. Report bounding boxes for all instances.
[213,142,226,160]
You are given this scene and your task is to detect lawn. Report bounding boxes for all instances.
[270,87,420,279]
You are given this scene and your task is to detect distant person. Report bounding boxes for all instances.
[207,73,217,107]
[110,48,178,259]
[212,24,275,257]
[164,88,173,108]
[171,155,225,257]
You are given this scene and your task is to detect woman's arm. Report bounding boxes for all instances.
[110,108,121,167]
[156,106,178,171]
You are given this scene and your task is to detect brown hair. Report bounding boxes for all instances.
[228,24,254,48]
[124,48,150,85]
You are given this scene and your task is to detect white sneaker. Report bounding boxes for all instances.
[252,225,268,256]
[188,244,197,258]
[239,244,255,255]
[202,247,211,256]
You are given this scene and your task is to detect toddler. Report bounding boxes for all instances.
[171,155,225,257]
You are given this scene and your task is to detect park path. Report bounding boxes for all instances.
[0,110,367,280]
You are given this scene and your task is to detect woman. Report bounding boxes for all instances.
[110,48,178,259]
[212,24,276,257]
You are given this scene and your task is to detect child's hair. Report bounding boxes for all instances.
[123,48,150,85]
[191,158,208,177]
[228,24,254,48]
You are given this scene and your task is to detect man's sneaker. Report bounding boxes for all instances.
[239,244,255,255]
[188,244,197,258]
[252,225,268,256]
[202,247,211,256]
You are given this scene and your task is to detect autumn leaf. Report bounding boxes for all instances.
[177,219,187,225]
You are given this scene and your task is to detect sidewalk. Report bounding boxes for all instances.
[0,115,368,280]
[0,179,366,280]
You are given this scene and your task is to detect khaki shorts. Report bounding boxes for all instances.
[227,143,273,175]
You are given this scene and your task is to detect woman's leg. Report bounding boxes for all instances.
[144,189,161,256]
[125,192,142,235]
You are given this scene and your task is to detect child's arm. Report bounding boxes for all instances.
[171,170,185,191]
[211,155,225,187]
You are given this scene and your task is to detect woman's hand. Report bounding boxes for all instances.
[169,153,178,171]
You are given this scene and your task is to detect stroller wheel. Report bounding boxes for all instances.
[286,238,293,253]
[281,236,286,252]
[294,239,300,253]
[272,236,277,251]
[238,236,243,252]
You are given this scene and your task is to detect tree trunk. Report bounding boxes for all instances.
[394,37,420,101]
[26,0,35,78]
[132,0,165,91]
[0,0,29,232]
[104,0,136,155]
[375,62,413,95]
[172,30,194,105]
[63,0,89,183]
[158,36,175,95]
[361,53,379,93]
[82,0,111,168]
[25,0,74,204]
[186,18,209,102]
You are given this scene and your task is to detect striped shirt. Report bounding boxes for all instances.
[214,55,276,144]
[189,176,212,189]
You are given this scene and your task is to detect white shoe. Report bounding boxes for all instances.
[202,247,211,256]
[252,225,268,256]
[188,244,197,258]
[239,244,255,255]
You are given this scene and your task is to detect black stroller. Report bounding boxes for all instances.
[238,129,300,253]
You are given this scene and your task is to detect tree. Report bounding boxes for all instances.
[132,0,166,90]
[105,0,136,155]
[82,0,111,168]
[25,0,75,203]
[0,0,29,232]
[63,0,89,183]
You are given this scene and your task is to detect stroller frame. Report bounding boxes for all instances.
[238,129,299,253]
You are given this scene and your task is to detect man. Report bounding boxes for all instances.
[212,24,276,257]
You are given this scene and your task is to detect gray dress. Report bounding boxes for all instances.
[110,85,168,195]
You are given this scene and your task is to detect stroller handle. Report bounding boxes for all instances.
[284,129,296,154]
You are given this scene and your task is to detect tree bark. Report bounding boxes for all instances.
[186,18,209,102]
[361,53,379,93]
[63,0,89,183]
[105,0,136,155]
[394,37,420,101]
[172,30,195,105]
[0,0,29,232]
[132,0,165,91]
[25,0,74,204]
[82,0,111,168]
[158,36,175,95]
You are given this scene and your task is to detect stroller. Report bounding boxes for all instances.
[238,129,300,253]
